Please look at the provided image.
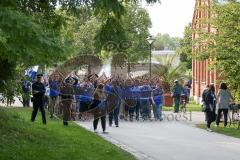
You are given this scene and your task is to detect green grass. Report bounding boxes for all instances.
[0,107,135,160]
[163,100,202,112]
[197,123,240,139]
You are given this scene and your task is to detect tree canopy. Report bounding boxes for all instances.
[177,24,192,69]
[153,33,180,50]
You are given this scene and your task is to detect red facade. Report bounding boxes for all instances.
[192,0,219,103]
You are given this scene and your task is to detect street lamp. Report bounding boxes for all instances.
[146,35,155,78]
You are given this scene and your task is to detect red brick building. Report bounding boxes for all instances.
[192,0,219,103]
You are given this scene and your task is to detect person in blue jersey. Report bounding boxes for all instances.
[181,82,190,106]
[78,77,94,113]
[132,79,141,121]
[152,83,163,121]
[108,80,122,127]
[49,75,60,118]
[123,79,136,121]
[139,80,152,121]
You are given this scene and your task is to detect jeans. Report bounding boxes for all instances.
[216,109,228,127]
[140,100,150,119]
[153,104,162,120]
[109,103,120,126]
[135,99,140,120]
[174,95,181,112]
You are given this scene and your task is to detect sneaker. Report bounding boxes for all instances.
[207,128,213,132]
[103,131,109,134]
[116,125,119,127]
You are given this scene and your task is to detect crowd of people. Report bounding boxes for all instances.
[23,72,191,132]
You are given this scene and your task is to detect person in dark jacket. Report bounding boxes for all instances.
[204,84,216,132]
[171,80,183,113]
[31,74,46,124]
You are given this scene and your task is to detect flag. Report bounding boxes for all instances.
[25,65,39,80]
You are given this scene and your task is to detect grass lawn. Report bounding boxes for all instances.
[0,107,135,160]
[197,123,240,139]
[163,100,202,112]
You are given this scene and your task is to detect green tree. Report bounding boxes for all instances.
[153,33,180,50]
[177,24,192,69]
[153,55,188,93]
[195,0,240,100]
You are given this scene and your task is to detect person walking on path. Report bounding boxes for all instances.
[171,80,183,113]
[216,83,234,127]
[92,83,107,133]
[31,74,46,124]
[204,84,217,132]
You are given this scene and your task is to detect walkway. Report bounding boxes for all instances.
[76,112,240,160]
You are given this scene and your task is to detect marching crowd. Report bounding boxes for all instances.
[22,72,191,132]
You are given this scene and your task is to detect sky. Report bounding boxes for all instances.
[142,0,196,38]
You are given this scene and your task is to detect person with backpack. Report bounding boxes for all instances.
[204,84,217,132]
[216,83,234,127]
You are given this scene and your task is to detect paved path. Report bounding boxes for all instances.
[76,112,240,160]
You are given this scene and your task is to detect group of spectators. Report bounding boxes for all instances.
[201,83,234,132]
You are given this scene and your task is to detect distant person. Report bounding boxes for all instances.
[49,75,60,118]
[202,84,210,104]
[216,83,234,127]
[22,79,31,107]
[31,74,46,124]
[204,84,216,132]
[108,80,122,127]
[139,80,152,120]
[152,83,163,121]
[202,84,209,120]
[171,80,183,113]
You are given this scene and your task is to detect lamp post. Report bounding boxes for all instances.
[146,35,155,78]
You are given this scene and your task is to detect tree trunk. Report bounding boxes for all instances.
[88,65,91,75]
[127,59,131,77]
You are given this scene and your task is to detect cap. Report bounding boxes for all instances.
[174,79,178,83]
[37,74,43,78]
